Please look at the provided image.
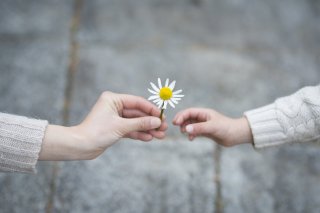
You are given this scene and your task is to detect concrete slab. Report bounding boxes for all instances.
[53,139,215,213]
[74,0,320,121]
[0,1,72,212]
[221,143,320,213]
[0,0,72,37]
[0,39,69,121]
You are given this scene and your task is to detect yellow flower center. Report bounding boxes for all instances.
[159,87,173,100]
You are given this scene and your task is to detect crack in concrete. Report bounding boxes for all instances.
[45,0,83,212]
[214,145,223,213]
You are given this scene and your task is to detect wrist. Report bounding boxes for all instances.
[39,125,99,161]
[231,117,254,145]
[69,125,105,160]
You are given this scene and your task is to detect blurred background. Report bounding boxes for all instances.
[0,0,320,212]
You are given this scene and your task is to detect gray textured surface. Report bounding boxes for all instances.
[53,139,215,213]
[221,144,320,213]
[0,0,320,212]
[0,0,72,213]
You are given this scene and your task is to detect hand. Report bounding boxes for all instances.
[39,92,167,160]
[172,108,253,147]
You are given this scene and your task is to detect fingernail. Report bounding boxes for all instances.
[186,125,193,133]
[150,118,161,128]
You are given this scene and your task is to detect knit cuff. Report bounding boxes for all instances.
[0,113,48,173]
[244,104,287,148]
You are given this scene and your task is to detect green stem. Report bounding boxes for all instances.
[157,103,165,130]
[159,108,164,120]
[159,102,165,120]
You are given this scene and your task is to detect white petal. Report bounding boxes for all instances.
[148,95,159,100]
[157,102,163,108]
[148,88,158,95]
[150,82,160,92]
[163,101,168,109]
[168,100,175,108]
[171,99,178,104]
[173,94,184,98]
[159,100,164,108]
[165,78,169,87]
[169,81,176,90]
[171,97,181,101]
[173,89,182,94]
[158,78,162,89]
[155,99,163,104]
[153,98,161,103]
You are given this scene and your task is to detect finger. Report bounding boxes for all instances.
[188,134,195,141]
[148,130,166,139]
[185,122,212,137]
[158,119,168,131]
[173,109,195,125]
[173,108,208,125]
[122,109,167,131]
[173,110,185,125]
[122,117,161,134]
[119,94,161,117]
[180,120,192,133]
[180,119,199,133]
[122,109,148,118]
[125,129,165,139]
[127,132,153,142]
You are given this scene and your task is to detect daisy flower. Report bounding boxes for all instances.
[148,78,184,119]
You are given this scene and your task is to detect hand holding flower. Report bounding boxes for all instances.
[39,92,167,161]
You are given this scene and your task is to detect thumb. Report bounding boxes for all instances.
[122,117,161,134]
[185,122,211,136]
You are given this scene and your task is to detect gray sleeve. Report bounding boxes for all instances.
[0,112,48,173]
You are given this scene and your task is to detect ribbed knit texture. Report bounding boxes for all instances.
[0,113,48,173]
[245,85,320,148]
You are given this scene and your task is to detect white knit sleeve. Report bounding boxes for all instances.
[0,113,48,173]
[244,85,320,148]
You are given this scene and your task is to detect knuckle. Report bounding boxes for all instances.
[139,119,148,130]
[101,91,113,99]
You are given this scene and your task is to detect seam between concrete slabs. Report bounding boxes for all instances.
[45,0,83,212]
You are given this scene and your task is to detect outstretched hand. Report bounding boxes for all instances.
[40,92,167,161]
[172,108,253,147]
[79,91,167,143]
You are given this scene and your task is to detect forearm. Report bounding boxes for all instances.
[39,125,97,161]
